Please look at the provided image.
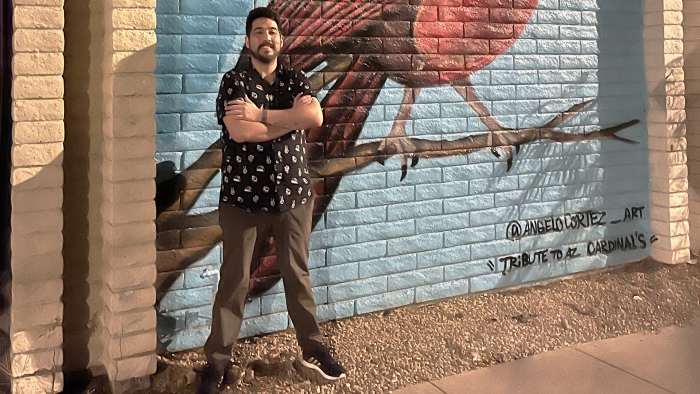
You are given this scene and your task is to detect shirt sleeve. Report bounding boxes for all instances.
[290,70,317,99]
[216,71,247,126]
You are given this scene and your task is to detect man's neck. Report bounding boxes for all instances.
[251,57,278,83]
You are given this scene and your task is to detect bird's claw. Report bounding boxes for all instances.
[377,137,420,181]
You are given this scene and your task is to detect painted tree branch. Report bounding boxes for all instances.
[310,101,641,179]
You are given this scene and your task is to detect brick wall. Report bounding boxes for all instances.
[686,0,700,253]
[154,0,650,351]
[9,0,66,392]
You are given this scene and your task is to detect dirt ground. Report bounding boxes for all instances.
[114,258,700,393]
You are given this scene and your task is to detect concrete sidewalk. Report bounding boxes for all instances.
[393,317,700,394]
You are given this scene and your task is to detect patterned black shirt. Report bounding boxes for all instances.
[216,57,315,213]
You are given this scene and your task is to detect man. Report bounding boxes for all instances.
[198,7,346,394]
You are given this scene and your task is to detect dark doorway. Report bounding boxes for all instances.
[0,0,13,389]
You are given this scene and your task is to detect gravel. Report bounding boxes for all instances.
[150,258,700,394]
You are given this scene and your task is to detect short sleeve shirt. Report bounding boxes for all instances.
[216,57,315,213]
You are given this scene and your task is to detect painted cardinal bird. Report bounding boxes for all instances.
[243,0,540,297]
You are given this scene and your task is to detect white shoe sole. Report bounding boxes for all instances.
[299,359,347,382]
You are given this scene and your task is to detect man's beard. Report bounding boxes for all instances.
[251,44,277,64]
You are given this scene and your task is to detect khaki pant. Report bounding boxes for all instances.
[204,200,323,369]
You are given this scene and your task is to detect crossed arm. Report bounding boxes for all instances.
[223,93,323,143]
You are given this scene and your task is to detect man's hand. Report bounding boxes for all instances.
[225,95,263,122]
[293,93,314,111]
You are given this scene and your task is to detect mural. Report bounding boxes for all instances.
[155,0,647,349]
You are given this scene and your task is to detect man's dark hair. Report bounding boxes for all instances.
[246,7,281,37]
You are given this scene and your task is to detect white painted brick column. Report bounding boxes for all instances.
[99,0,158,390]
[684,0,700,253]
[9,0,66,392]
[644,0,692,263]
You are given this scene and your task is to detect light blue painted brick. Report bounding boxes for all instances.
[376,88,409,105]
[505,159,541,175]
[261,287,327,314]
[359,121,403,139]
[564,196,605,213]
[538,70,582,84]
[316,301,355,323]
[156,15,218,34]
[415,181,469,201]
[388,267,443,291]
[491,100,540,116]
[581,11,597,24]
[537,10,582,24]
[327,193,355,211]
[514,259,569,284]
[183,35,243,54]
[309,228,356,250]
[417,212,468,234]
[184,265,218,288]
[336,173,386,192]
[387,168,442,187]
[328,241,387,265]
[182,149,219,168]
[518,201,567,220]
[156,114,181,134]
[387,200,442,221]
[518,113,562,128]
[181,0,254,16]
[359,254,417,278]
[415,278,470,303]
[444,225,495,247]
[219,17,246,34]
[541,182,601,202]
[413,118,467,135]
[181,112,218,131]
[326,206,386,229]
[156,0,179,13]
[444,260,492,280]
[442,163,495,182]
[472,86,515,101]
[441,103,476,118]
[190,244,222,268]
[385,103,440,120]
[520,25,559,39]
[184,74,220,94]
[514,55,559,70]
[422,155,470,168]
[328,277,387,302]
[156,55,219,74]
[562,84,599,98]
[157,271,184,291]
[508,39,537,54]
[516,85,561,100]
[219,54,240,72]
[356,186,415,208]
[561,26,599,39]
[536,0,559,9]
[490,71,537,85]
[537,40,580,54]
[469,70,490,86]
[163,327,210,352]
[178,305,214,327]
[310,263,359,287]
[470,206,519,227]
[538,98,589,114]
[519,168,603,188]
[483,55,513,70]
[239,313,288,338]
[355,289,415,315]
[417,245,470,268]
[560,0,599,11]
[308,249,326,269]
[443,194,494,214]
[471,239,520,260]
[157,131,221,152]
[157,93,219,114]
[560,55,598,69]
[417,86,465,103]
[156,75,183,94]
[470,175,519,194]
[156,35,181,54]
[155,152,183,169]
[388,233,443,256]
[495,189,541,207]
[357,220,415,243]
[566,255,607,274]
[190,187,219,209]
[244,299,261,319]
[158,287,212,312]
[517,231,583,252]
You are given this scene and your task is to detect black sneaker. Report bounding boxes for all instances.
[196,362,230,394]
[300,347,347,382]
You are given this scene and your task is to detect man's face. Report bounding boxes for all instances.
[246,17,282,64]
